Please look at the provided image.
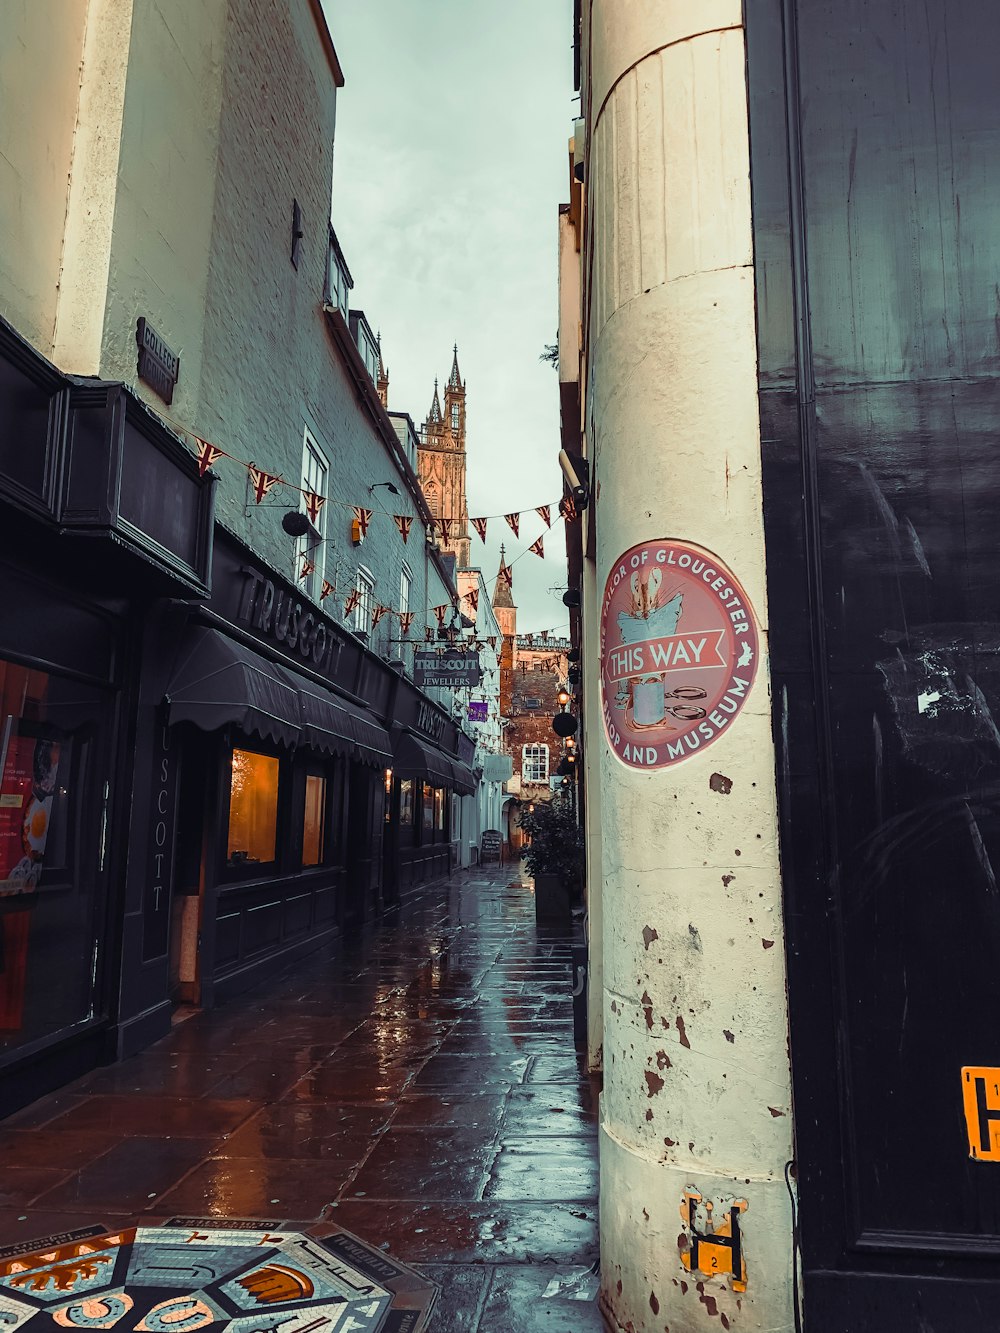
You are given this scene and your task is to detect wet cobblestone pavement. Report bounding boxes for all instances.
[0,866,604,1330]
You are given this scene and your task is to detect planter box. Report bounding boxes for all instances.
[534,872,571,923]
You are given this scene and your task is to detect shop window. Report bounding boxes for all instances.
[422,783,435,831]
[434,786,446,832]
[399,778,414,825]
[400,562,412,616]
[302,772,326,866]
[227,748,279,866]
[0,654,108,1055]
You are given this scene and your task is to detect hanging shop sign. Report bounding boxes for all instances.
[413,650,482,689]
[600,540,759,770]
[136,317,180,405]
[482,754,513,783]
[467,701,489,722]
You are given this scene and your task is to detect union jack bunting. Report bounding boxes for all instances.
[399,611,415,634]
[466,588,479,611]
[343,588,361,617]
[299,557,315,582]
[425,627,435,642]
[432,604,449,627]
[352,507,373,539]
[559,494,578,522]
[303,491,326,526]
[488,636,497,649]
[393,514,413,543]
[194,437,225,477]
[472,516,488,542]
[529,535,545,558]
[540,630,549,641]
[504,512,520,538]
[437,517,451,544]
[499,560,513,589]
[536,504,551,528]
[248,465,282,504]
[320,579,335,601]
[372,604,389,629]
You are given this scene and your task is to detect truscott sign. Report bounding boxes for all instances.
[413,650,482,689]
[600,540,759,770]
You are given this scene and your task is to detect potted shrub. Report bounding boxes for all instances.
[518,796,585,921]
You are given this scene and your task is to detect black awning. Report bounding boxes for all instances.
[449,758,477,796]
[164,627,301,748]
[393,731,455,788]
[297,677,392,768]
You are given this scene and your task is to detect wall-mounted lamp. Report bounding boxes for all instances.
[556,686,571,707]
[371,482,400,496]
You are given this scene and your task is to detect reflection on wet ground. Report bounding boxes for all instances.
[0,865,603,1330]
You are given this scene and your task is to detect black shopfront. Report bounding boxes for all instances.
[156,530,476,1009]
[0,315,475,1116]
[0,315,214,1114]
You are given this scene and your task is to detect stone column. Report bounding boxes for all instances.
[583,4,796,1330]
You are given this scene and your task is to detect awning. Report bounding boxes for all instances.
[164,627,301,747]
[449,758,477,796]
[297,676,392,768]
[392,731,455,788]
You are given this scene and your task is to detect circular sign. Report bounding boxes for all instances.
[600,540,759,770]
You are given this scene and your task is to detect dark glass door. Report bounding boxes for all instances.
[749,1,1000,1324]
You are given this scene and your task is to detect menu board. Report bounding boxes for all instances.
[0,717,62,896]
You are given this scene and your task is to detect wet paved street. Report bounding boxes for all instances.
[0,866,603,1331]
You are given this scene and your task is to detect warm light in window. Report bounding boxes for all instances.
[228,748,279,865]
[303,773,326,866]
[384,767,393,794]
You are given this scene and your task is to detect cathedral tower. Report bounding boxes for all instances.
[417,346,471,568]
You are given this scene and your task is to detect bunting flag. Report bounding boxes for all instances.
[248,465,282,504]
[499,560,513,589]
[488,636,497,649]
[344,588,361,617]
[432,604,449,627]
[540,630,549,642]
[393,514,413,543]
[303,491,326,526]
[465,587,479,612]
[504,512,520,538]
[425,627,435,642]
[437,517,451,544]
[529,535,545,559]
[559,494,578,522]
[399,611,415,635]
[372,604,389,629]
[472,516,488,543]
[194,437,225,477]
[536,504,551,528]
[299,556,315,582]
[352,506,373,539]
[320,579,335,602]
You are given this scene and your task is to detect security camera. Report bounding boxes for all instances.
[558,450,590,507]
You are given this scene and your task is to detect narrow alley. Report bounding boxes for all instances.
[0,866,602,1331]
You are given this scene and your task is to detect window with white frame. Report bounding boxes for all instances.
[354,566,375,634]
[450,402,460,432]
[298,430,328,601]
[522,744,549,783]
[399,561,412,617]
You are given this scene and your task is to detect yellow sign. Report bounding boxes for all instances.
[962,1066,1000,1161]
[679,1190,748,1292]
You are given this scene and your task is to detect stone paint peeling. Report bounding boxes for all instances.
[583,3,796,1330]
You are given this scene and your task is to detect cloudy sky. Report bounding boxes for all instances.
[322,0,575,634]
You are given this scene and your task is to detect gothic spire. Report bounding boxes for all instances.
[492,543,515,609]
[447,343,463,390]
[427,378,442,425]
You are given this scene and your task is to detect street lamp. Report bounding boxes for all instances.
[556,686,571,707]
